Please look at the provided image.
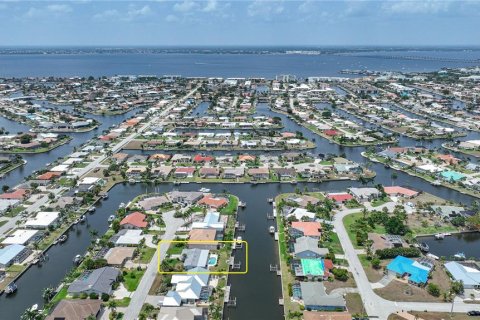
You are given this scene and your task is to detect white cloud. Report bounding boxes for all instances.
[47,4,72,14]
[203,0,218,12]
[165,14,179,22]
[382,0,452,14]
[173,0,198,13]
[247,0,284,19]
[93,9,119,20]
[127,5,151,18]
[93,5,151,22]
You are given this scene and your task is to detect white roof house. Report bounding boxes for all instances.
[286,208,315,220]
[50,164,70,172]
[79,177,103,185]
[114,230,145,246]
[25,211,60,229]
[1,229,39,245]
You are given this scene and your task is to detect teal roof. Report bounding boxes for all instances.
[387,256,429,284]
[441,170,465,181]
[301,259,324,276]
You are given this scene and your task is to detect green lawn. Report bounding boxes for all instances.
[371,197,390,207]
[137,247,156,264]
[0,220,8,228]
[220,195,238,215]
[166,242,186,255]
[343,212,385,248]
[123,269,145,291]
[50,287,68,305]
[325,232,344,254]
[114,297,131,307]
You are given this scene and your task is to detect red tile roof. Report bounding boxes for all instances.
[193,154,214,163]
[324,129,339,136]
[291,221,322,237]
[383,186,418,197]
[197,195,228,209]
[120,212,148,228]
[37,172,62,180]
[0,188,29,200]
[327,193,353,203]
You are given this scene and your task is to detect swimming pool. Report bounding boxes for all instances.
[208,254,218,267]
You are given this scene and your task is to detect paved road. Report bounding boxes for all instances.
[333,208,479,318]
[123,211,184,320]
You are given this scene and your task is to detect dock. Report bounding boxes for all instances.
[267,212,274,220]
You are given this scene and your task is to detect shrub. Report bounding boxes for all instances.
[371,257,381,269]
[79,292,88,299]
[89,292,99,299]
[427,283,441,297]
[332,268,349,281]
[101,293,110,302]
[376,247,421,259]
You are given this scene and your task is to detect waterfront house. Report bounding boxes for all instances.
[165,269,211,306]
[156,306,208,320]
[294,236,329,259]
[167,191,203,205]
[348,187,381,202]
[46,300,103,320]
[444,261,480,289]
[149,153,172,163]
[383,186,418,198]
[191,211,226,233]
[367,233,406,252]
[152,166,173,179]
[127,154,148,164]
[295,282,346,311]
[386,256,432,286]
[188,229,218,250]
[35,171,62,183]
[25,211,60,229]
[171,154,192,164]
[287,195,321,208]
[238,154,256,162]
[68,267,120,296]
[285,207,316,221]
[0,188,29,200]
[247,167,269,180]
[120,212,148,229]
[193,154,215,163]
[181,248,209,270]
[274,168,297,180]
[137,196,170,211]
[126,166,147,179]
[223,167,244,179]
[0,244,31,268]
[327,193,353,204]
[197,195,228,209]
[290,222,322,239]
[0,198,20,214]
[111,152,129,164]
[174,167,196,179]
[104,247,136,267]
[112,229,145,247]
[1,229,40,246]
[199,167,220,178]
[430,205,466,220]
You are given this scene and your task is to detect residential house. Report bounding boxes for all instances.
[197,195,228,210]
[46,300,103,320]
[156,306,208,320]
[274,168,297,180]
[348,187,381,202]
[303,311,352,320]
[223,167,244,179]
[68,267,120,296]
[386,256,432,286]
[181,248,209,270]
[25,211,60,229]
[120,211,148,229]
[327,193,353,204]
[188,229,218,250]
[168,191,203,205]
[0,244,31,268]
[290,222,322,239]
[294,236,328,259]
[199,167,220,178]
[152,166,173,179]
[174,167,196,179]
[444,261,480,289]
[248,167,269,180]
[296,282,346,311]
[104,247,136,267]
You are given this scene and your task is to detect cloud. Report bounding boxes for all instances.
[93,5,151,22]
[47,4,72,14]
[203,0,218,12]
[127,5,151,18]
[247,0,284,19]
[93,9,120,20]
[381,0,452,14]
[165,14,179,22]
[173,0,198,13]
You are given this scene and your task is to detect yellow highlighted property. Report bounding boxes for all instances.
[157,239,248,275]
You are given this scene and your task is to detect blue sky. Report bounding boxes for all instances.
[1,0,480,46]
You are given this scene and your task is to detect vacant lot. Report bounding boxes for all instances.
[389,312,473,320]
[346,293,365,315]
[324,272,357,294]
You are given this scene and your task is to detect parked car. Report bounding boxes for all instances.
[468,311,480,316]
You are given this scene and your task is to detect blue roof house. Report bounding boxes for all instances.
[387,256,430,286]
[0,244,31,268]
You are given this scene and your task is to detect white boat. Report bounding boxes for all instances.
[108,215,115,222]
[432,180,441,186]
[199,188,210,193]
[58,235,67,243]
[454,252,466,260]
[269,226,275,234]
[88,206,95,213]
[434,233,445,240]
[119,202,126,209]
[236,236,242,242]
[101,192,108,199]
[30,304,38,311]
[73,254,83,265]
[5,282,17,295]
[267,198,274,203]
[79,215,86,223]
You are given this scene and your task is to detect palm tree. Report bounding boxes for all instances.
[20,308,41,320]
[42,286,54,303]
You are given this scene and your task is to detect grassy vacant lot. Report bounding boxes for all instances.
[123,269,145,291]
[136,247,156,264]
[342,212,385,248]
[389,312,473,320]
[324,273,357,294]
[220,195,238,215]
[346,293,365,315]
[358,254,390,283]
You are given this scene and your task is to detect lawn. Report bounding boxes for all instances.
[324,232,344,254]
[370,197,390,207]
[114,297,131,307]
[342,212,384,248]
[389,312,473,320]
[137,247,156,264]
[0,220,8,228]
[220,195,238,215]
[50,287,68,305]
[345,293,366,316]
[123,269,145,291]
[166,241,186,255]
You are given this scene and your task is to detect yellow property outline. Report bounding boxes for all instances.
[158,240,248,275]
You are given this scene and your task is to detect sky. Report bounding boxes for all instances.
[0,0,480,46]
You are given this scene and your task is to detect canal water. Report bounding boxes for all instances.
[417,232,480,260]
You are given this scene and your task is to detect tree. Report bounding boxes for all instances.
[427,283,441,297]
[385,216,409,235]
[20,309,42,320]
[20,134,32,144]
[466,212,480,230]
[450,281,464,295]
[42,286,54,303]
[332,268,349,281]
[371,257,381,269]
[2,185,9,193]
